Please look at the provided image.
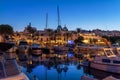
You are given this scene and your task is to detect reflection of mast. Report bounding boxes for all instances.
[57,5,61,26]
[46,13,48,29]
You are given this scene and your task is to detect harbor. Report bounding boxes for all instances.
[1,42,120,80]
[1,0,120,80]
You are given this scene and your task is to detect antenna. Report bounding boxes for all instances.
[46,13,48,29]
[57,5,61,26]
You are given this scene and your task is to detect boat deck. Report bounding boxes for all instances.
[0,60,20,79]
[0,62,4,78]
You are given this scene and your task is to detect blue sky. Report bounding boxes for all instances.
[0,0,120,31]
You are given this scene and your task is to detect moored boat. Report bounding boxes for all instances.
[31,43,41,56]
[17,41,29,61]
[18,40,30,54]
[0,59,29,80]
[90,47,120,74]
[0,42,29,80]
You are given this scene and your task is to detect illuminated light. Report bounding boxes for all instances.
[97,39,100,41]
[58,55,61,58]
[68,40,74,44]
[68,52,74,58]
[29,60,32,65]
[83,40,89,43]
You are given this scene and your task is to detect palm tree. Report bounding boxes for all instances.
[25,23,37,34]
[0,24,13,42]
[74,36,84,44]
[63,65,68,77]
[56,65,62,80]
[77,63,81,70]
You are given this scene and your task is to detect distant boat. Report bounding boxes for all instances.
[17,41,29,61]
[53,46,69,52]
[90,47,120,74]
[18,40,30,54]
[31,43,42,56]
[0,42,14,52]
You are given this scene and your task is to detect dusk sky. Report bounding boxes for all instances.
[1,0,120,31]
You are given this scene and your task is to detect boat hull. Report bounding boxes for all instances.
[90,62,120,74]
[31,48,41,56]
[1,73,29,80]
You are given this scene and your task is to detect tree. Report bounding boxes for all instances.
[26,26,36,34]
[0,24,13,35]
[74,36,84,44]
[102,36,120,44]
[89,38,98,44]
[24,23,37,34]
[0,24,14,42]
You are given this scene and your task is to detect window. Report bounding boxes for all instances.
[102,59,110,63]
[113,60,120,64]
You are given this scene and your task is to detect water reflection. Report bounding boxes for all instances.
[21,61,93,80]
[19,51,120,80]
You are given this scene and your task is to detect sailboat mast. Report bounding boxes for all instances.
[57,6,61,26]
[46,13,48,29]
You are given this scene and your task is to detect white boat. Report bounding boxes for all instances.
[18,40,30,54]
[17,41,30,61]
[0,72,29,80]
[90,47,120,74]
[0,59,29,80]
[0,42,29,80]
[31,43,41,56]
